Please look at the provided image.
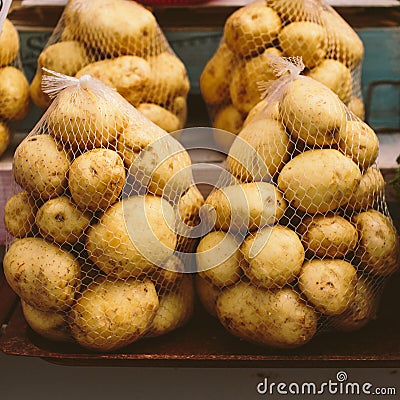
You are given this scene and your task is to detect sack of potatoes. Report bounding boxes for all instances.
[0,18,31,157]
[200,0,365,149]
[195,56,399,350]
[3,70,202,352]
[29,0,189,133]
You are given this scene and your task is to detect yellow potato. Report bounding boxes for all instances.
[195,275,219,317]
[69,278,159,351]
[347,96,365,120]
[243,100,280,127]
[280,77,346,146]
[36,196,91,244]
[299,259,357,316]
[4,237,81,311]
[29,72,52,109]
[0,67,30,121]
[224,3,282,58]
[13,134,70,200]
[0,19,19,66]
[0,121,10,157]
[279,22,327,69]
[204,182,287,232]
[307,59,352,104]
[76,56,151,107]
[266,0,317,23]
[278,149,361,214]
[4,191,37,238]
[86,195,176,278]
[137,103,180,133]
[353,210,399,276]
[197,231,242,287]
[213,105,244,152]
[200,43,235,105]
[217,284,318,348]
[241,225,304,289]
[337,120,379,171]
[68,149,126,212]
[150,255,185,293]
[299,214,358,258]
[347,167,385,211]
[170,96,187,129]
[230,48,282,114]
[228,118,291,182]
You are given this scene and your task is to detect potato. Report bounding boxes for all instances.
[150,255,185,293]
[278,149,361,214]
[13,134,70,200]
[47,86,126,150]
[21,300,70,342]
[322,9,364,68]
[353,210,399,276]
[86,195,176,278]
[280,77,346,146]
[337,120,379,171]
[299,214,358,258]
[217,284,318,348]
[137,103,180,133]
[195,275,219,317]
[307,59,352,104]
[243,100,280,127]
[196,231,242,287]
[147,275,194,337]
[204,182,287,232]
[331,276,380,332]
[228,118,290,182]
[76,56,151,107]
[224,3,282,58]
[29,72,51,109]
[230,48,282,114]
[213,105,244,151]
[0,67,30,121]
[170,96,187,129]
[36,196,91,244]
[348,96,365,120]
[0,121,10,157]
[200,43,235,105]
[3,238,81,311]
[64,0,159,57]
[241,225,304,289]
[4,191,37,238]
[266,0,315,23]
[0,19,19,66]
[69,149,125,212]
[347,168,385,211]
[279,22,327,69]
[69,278,159,351]
[299,259,357,316]
[145,52,190,105]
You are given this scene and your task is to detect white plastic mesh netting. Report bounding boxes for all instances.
[3,71,199,351]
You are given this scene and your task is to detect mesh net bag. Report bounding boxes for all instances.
[195,56,399,349]
[3,70,200,352]
[200,0,365,146]
[0,6,30,157]
[29,0,190,133]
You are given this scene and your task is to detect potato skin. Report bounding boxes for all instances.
[195,275,219,317]
[280,77,346,146]
[217,283,318,348]
[0,19,19,66]
[0,121,10,158]
[36,196,91,244]
[13,134,70,200]
[353,210,399,276]
[299,259,357,316]
[241,225,304,289]
[137,103,180,133]
[68,149,126,212]
[277,149,361,214]
[243,100,280,127]
[299,214,358,258]
[348,96,365,120]
[205,182,287,232]
[3,238,81,312]
[150,255,185,293]
[197,231,242,288]
[4,191,37,238]
[29,72,51,109]
[69,278,159,351]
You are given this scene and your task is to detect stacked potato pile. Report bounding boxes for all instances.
[0,19,30,157]
[3,73,202,351]
[196,61,399,349]
[200,0,365,146]
[30,0,189,133]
